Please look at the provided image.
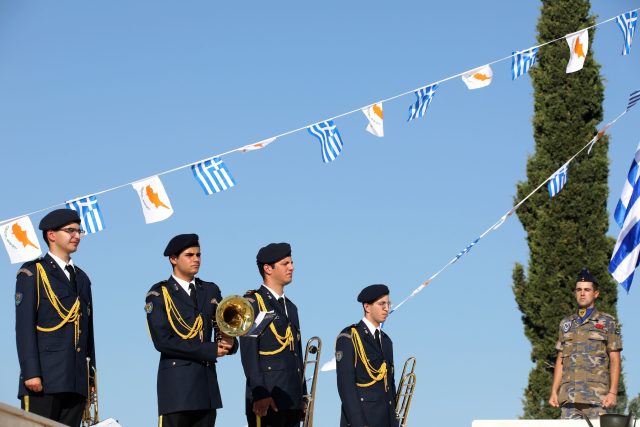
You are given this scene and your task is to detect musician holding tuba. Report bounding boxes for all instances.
[335,284,398,427]
[145,234,238,427]
[240,242,307,427]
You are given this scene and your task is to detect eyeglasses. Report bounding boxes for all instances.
[374,301,392,309]
[58,227,86,236]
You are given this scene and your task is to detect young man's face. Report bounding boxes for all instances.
[265,256,294,286]
[170,246,201,279]
[47,222,82,254]
[575,281,599,309]
[364,294,391,326]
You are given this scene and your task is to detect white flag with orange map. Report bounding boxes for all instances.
[566,29,589,73]
[461,65,493,90]
[1,216,42,264]
[362,102,384,137]
[131,175,174,224]
[240,137,276,153]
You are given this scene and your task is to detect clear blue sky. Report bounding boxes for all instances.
[0,2,638,426]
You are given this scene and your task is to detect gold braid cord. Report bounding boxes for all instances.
[351,327,388,391]
[35,263,80,346]
[254,292,293,356]
[161,286,203,340]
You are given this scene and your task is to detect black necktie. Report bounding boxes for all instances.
[65,265,78,293]
[277,297,287,317]
[374,329,382,350]
[188,283,198,306]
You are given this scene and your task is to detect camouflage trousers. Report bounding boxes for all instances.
[561,403,604,420]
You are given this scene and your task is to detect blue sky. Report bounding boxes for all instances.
[0,2,639,426]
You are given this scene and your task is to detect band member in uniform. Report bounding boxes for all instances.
[549,268,622,419]
[15,208,96,427]
[145,234,237,427]
[335,284,398,427]
[240,242,306,427]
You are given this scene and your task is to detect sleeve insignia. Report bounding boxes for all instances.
[210,298,218,305]
[146,291,160,297]
[338,332,352,339]
[245,297,255,303]
[15,292,23,306]
[336,350,343,362]
[144,302,154,314]
[562,321,572,333]
[16,268,33,277]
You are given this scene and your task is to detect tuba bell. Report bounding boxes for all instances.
[214,295,255,337]
[81,357,99,427]
[302,336,322,427]
[395,356,417,427]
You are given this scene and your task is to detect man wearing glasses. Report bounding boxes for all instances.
[15,208,96,427]
[549,268,622,419]
[335,284,398,427]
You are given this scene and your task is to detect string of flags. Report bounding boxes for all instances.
[389,91,639,315]
[1,8,639,267]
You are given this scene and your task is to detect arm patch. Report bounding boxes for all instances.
[146,290,160,297]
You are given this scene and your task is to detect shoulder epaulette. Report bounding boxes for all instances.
[337,331,352,340]
[146,290,161,297]
[244,289,258,297]
[16,268,33,277]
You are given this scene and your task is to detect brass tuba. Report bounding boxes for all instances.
[395,356,417,427]
[81,357,99,427]
[215,295,255,337]
[302,336,322,427]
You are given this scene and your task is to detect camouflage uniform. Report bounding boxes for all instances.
[556,309,622,419]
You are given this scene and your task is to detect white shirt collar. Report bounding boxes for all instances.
[262,285,288,315]
[48,252,74,279]
[362,317,380,336]
[262,284,285,300]
[172,275,195,295]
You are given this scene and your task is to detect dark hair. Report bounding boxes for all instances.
[257,262,275,279]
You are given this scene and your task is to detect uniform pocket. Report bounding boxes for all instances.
[159,359,191,370]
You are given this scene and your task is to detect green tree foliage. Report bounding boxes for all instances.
[513,0,626,418]
[628,394,640,416]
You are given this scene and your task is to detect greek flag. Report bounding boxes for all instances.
[628,90,640,111]
[548,163,568,198]
[65,195,105,234]
[307,120,344,163]
[451,237,480,264]
[407,84,438,122]
[616,11,638,56]
[609,143,640,292]
[614,143,640,227]
[191,157,236,195]
[511,47,538,80]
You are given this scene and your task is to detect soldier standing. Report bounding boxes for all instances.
[549,268,622,419]
[335,284,398,427]
[145,234,237,427]
[15,209,96,427]
[240,242,306,427]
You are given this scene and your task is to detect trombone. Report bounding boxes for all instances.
[395,356,417,427]
[81,357,99,427]
[302,336,322,427]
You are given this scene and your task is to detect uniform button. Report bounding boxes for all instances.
[297,369,300,373]
[172,362,176,366]
[360,398,364,401]
[268,366,272,370]
[76,347,81,352]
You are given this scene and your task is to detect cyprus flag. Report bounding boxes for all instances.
[132,176,174,224]
[566,29,589,73]
[362,102,384,137]
[461,65,493,90]
[1,216,42,264]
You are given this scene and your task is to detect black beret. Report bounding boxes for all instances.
[256,242,291,264]
[38,209,81,231]
[577,267,598,284]
[357,284,390,303]
[164,234,199,257]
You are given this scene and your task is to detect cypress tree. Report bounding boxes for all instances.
[512,0,626,418]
